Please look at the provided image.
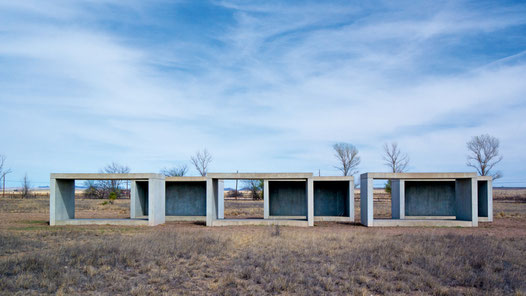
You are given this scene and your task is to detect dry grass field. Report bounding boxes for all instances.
[0,189,525,295]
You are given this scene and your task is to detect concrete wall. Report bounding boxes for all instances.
[478,179,492,221]
[391,180,404,219]
[165,181,206,216]
[269,181,307,216]
[131,181,148,217]
[360,176,373,226]
[455,178,478,226]
[49,178,75,225]
[405,181,456,216]
[313,181,349,216]
[206,178,218,226]
[148,177,166,226]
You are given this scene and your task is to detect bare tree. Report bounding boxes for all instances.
[191,149,212,176]
[98,162,131,198]
[0,155,12,197]
[333,143,361,176]
[161,164,188,177]
[244,179,263,200]
[21,173,31,198]
[383,142,409,173]
[467,134,503,179]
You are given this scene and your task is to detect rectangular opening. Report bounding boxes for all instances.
[165,181,206,216]
[75,179,131,219]
[372,180,392,219]
[405,181,456,217]
[269,181,307,219]
[314,181,349,217]
[478,180,489,218]
[224,179,263,219]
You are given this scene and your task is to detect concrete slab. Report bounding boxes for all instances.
[207,172,312,180]
[165,216,206,222]
[51,173,163,180]
[210,219,309,227]
[373,219,474,227]
[54,218,149,226]
[362,172,477,179]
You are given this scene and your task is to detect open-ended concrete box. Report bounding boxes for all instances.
[50,173,165,226]
[50,172,491,227]
[360,172,492,227]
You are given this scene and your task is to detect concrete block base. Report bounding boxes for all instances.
[210,219,309,227]
[372,219,474,227]
[165,216,206,222]
[314,216,353,222]
[53,218,149,226]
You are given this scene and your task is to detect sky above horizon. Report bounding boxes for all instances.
[1,0,525,187]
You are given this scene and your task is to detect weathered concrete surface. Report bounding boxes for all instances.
[269,181,307,216]
[165,181,207,216]
[362,172,477,179]
[405,181,456,216]
[218,180,224,219]
[148,177,166,226]
[49,178,75,226]
[455,178,478,226]
[360,176,373,226]
[373,219,474,227]
[50,173,163,180]
[361,172,479,227]
[263,180,269,219]
[54,218,149,226]
[391,180,404,219]
[206,178,219,226]
[210,219,309,227]
[477,177,493,222]
[207,172,312,180]
[313,181,350,217]
[131,181,148,218]
[307,178,314,226]
[165,216,206,222]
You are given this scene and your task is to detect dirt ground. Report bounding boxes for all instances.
[1,189,525,295]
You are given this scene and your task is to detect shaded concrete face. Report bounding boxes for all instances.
[455,178,477,226]
[269,181,307,216]
[405,181,456,216]
[165,181,206,216]
[131,181,148,217]
[314,181,349,216]
[49,179,75,225]
[478,180,490,219]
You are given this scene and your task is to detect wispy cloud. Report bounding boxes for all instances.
[0,0,525,186]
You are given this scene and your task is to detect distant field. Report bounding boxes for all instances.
[0,189,525,294]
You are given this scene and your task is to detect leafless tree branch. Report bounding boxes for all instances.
[382,142,409,173]
[466,134,503,179]
[333,143,361,176]
[191,149,212,176]
[161,164,188,177]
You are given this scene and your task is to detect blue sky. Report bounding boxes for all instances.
[1,0,525,187]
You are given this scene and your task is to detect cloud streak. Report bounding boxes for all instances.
[0,0,525,186]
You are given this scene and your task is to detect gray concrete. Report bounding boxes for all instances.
[455,178,478,226]
[131,181,148,218]
[147,177,165,226]
[211,219,309,227]
[360,175,373,226]
[361,172,479,227]
[218,180,224,219]
[405,181,456,216]
[54,218,149,226]
[263,180,269,219]
[50,173,166,227]
[313,180,350,216]
[207,172,311,179]
[307,178,314,226]
[165,181,206,216]
[391,179,404,219]
[269,181,307,216]
[477,176,493,222]
[206,178,219,226]
[49,178,75,226]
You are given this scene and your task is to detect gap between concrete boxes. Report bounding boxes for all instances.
[49,173,354,227]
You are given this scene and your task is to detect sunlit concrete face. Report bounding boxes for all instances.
[362,173,480,227]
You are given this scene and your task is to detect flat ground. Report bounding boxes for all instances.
[1,189,525,295]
